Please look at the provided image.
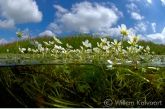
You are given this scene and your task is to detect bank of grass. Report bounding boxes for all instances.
[0,34,165,54]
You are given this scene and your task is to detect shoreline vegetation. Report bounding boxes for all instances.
[0,34,165,55]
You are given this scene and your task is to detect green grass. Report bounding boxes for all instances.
[0,34,165,54]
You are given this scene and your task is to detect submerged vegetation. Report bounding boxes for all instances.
[0,24,165,107]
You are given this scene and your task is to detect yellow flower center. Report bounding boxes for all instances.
[130,42,135,46]
[121,30,128,36]
[17,32,22,38]
[114,43,119,48]
[102,41,106,45]
[133,37,138,42]
[145,49,149,53]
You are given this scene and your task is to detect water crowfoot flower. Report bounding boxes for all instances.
[82,40,92,48]
[107,59,121,68]
[16,29,24,38]
[19,46,26,53]
[111,39,121,49]
[100,38,109,45]
[118,24,128,36]
[43,41,50,47]
[128,30,141,43]
[97,42,103,49]
[127,39,138,47]
[53,36,62,44]
[144,46,150,53]
[66,43,73,49]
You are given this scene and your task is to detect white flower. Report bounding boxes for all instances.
[44,47,49,53]
[19,46,26,53]
[93,47,100,53]
[62,50,67,55]
[7,49,9,53]
[107,59,121,67]
[82,40,92,48]
[16,29,23,38]
[28,47,31,52]
[128,30,141,42]
[97,42,103,49]
[49,41,54,45]
[101,38,109,45]
[53,36,62,44]
[127,39,138,47]
[38,47,44,53]
[111,39,121,48]
[144,46,150,53]
[138,46,144,51]
[85,49,92,54]
[66,43,73,49]
[103,45,110,50]
[118,24,128,36]
[32,49,38,53]
[43,41,50,46]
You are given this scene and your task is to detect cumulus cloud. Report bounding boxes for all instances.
[38,30,55,37]
[126,4,143,21]
[147,0,152,4]
[146,27,165,44]
[0,38,8,45]
[109,3,123,17]
[128,0,140,2]
[0,0,42,28]
[0,19,15,29]
[161,0,165,5]
[126,3,137,12]
[131,12,144,20]
[54,5,68,17]
[54,5,68,13]
[162,27,165,36]
[48,1,122,36]
[48,23,62,34]
[93,27,120,38]
[134,22,147,32]
[151,22,156,33]
[146,33,165,44]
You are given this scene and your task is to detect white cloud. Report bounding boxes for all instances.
[128,0,140,2]
[49,1,122,35]
[54,5,68,17]
[38,30,55,37]
[53,5,68,13]
[0,19,15,29]
[134,22,147,32]
[162,27,165,36]
[48,23,62,34]
[146,27,165,44]
[151,22,156,33]
[161,0,165,5]
[0,38,8,45]
[0,0,42,28]
[93,27,120,38]
[146,33,165,44]
[109,3,123,17]
[147,0,152,4]
[126,3,137,11]
[131,12,144,20]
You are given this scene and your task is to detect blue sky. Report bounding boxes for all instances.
[0,0,165,44]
